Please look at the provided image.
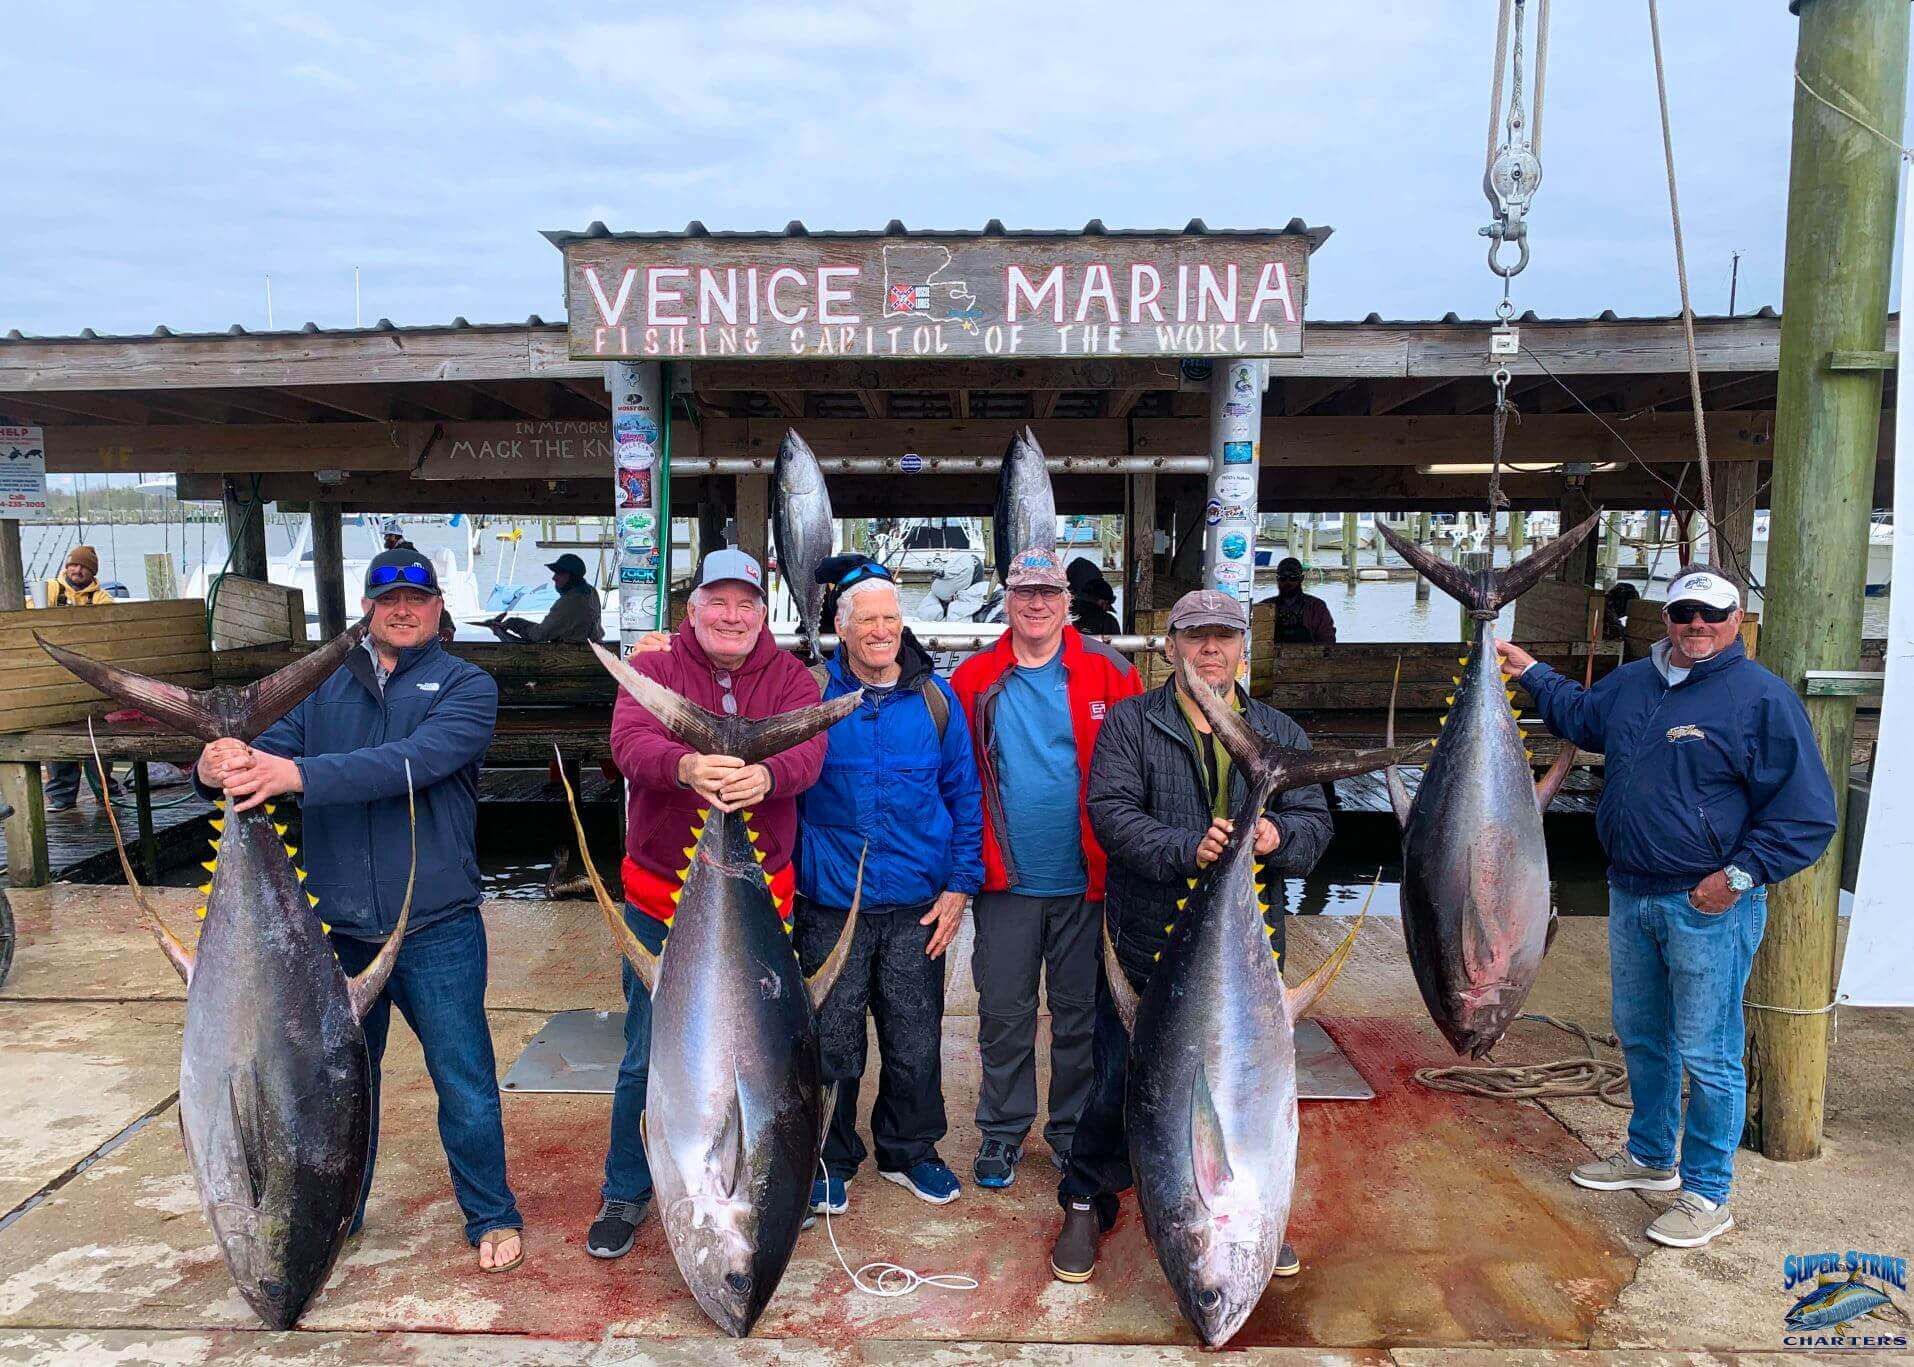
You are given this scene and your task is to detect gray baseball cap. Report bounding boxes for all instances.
[698,547,765,593]
[1167,589,1249,632]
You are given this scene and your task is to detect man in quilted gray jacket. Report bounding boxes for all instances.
[1050,589,1334,1284]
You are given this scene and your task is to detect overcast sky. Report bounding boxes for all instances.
[3,2,1905,338]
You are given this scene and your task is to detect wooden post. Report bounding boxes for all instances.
[1601,511,1622,587]
[1712,461,1760,587]
[222,479,268,580]
[143,552,178,601]
[310,502,347,639]
[0,763,48,888]
[0,521,24,611]
[735,474,770,567]
[1125,470,1156,632]
[1460,549,1492,640]
[1508,510,1527,562]
[1746,0,1907,1162]
[1342,513,1360,588]
[1553,486,1599,585]
[1300,518,1316,568]
[133,761,158,883]
[1413,514,1431,602]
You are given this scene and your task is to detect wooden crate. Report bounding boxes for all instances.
[0,599,212,733]
[210,575,307,649]
[1513,579,1603,645]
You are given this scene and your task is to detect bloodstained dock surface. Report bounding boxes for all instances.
[2,886,1909,1363]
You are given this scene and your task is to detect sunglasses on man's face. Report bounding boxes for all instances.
[368,563,434,590]
[1666,602,1735,625]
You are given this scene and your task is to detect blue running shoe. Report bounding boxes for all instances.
[809,1173,850,1215]
[882,1160,962,1205]
[973,1138,1022,1189]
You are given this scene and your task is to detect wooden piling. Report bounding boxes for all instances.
[0,522,24,611]
[1508,510,1527,562]
[143,552,178,602]
[1747,0,1907,1162]
[309,502,346,639]
[1601,511,1621,587]
[1343,513,1360,587]
[221,478,268,581]
[1413,513,1431,602]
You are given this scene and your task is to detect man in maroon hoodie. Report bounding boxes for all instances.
[586,548,829,1259]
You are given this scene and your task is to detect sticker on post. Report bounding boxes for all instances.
[613,413,660,448]
[1222,441,1255,465]
[1204,498,1223,526]
[1215,472,1255,502]
[900,453,923,474]
[1213,562,1248,586]
[617,469,652,508]
[1221,532,1248,560]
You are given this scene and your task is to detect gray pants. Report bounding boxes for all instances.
[971,891,1099,1156]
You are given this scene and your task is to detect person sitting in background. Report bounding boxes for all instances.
[1603,582,1640,641]
[487,554,602,645]
[1271,557,1336,643]
[36,546,121,809]
[381,517,415,553]
[1069,576,1121,637]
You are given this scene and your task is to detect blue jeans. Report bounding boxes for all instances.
[331,908,521,1243]
[602,904,669,1204]
[1608,884,1769,1204]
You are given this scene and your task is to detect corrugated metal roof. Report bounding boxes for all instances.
[539,217,1335,251]
[0,307,1800,346]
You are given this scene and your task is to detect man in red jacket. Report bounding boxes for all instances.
[950,546,1141,1190]
[586,548,828,1259]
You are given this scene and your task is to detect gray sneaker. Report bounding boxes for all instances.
[1646,1191,1734,1248]
[1570,1152,1680,1193]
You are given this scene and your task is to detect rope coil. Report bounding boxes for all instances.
[1414,1013,1631,1107]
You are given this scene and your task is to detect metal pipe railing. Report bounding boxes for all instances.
[772,630,1165,653]
[675,455,1209,476]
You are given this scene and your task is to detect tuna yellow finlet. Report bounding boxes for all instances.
[296,868,308,883]
[308,892,320,907]
[274,823,288,837]
[208,817,224,833]
[283,845,297,859]
[1175,897,1188,911]
[194,905,207,920]
[200,859,217,874]
[197,882,212,896]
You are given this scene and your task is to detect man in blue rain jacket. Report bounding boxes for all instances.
[1497,564,1835,1252]
[794,560,983,1217]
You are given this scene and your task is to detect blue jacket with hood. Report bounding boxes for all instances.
[798,636,984,913]
[1521,638,1836,895]
[198,638,496,939]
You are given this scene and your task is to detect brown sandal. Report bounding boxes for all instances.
[479,1227,523,1274]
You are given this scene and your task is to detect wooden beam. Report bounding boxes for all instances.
[40,410,1824,476]
[280,385,401,422]
[949,389,968,419]
[1033,390,1061,419]
[1108,386,1148,418]
[1280,378,1359,415]
[1367,377,1456,415]
[465,380,556,420]
[557,377,609,411]
[0,392,149,424]
[855,389,886,418]
[402,382,479,421]
[214,387,333,423]
[767,390,805,419]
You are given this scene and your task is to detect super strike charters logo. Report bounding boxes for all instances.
[1780,1249,1909,1349]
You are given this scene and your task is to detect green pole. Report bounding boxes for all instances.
[657,363,673,631]
[1748,0,1907,1161]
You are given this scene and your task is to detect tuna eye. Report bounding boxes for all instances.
[725,1272,751,1294]
[1197,1288,1221,1309]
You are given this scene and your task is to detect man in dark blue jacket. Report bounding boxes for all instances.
[794,560,984,1217]
[1498,564,1835,1251]
[195,549,524,1274]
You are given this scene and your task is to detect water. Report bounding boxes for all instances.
[28,512,1889,643]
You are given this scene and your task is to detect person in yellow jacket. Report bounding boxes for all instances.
[37,546,121,807]
[41,545,116,608]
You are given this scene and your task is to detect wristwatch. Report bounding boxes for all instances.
[1723,865,1755,894]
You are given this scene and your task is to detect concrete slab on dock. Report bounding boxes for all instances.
[1,889,1908,1359]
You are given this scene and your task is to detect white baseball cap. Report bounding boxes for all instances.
[1665,569,1741,612]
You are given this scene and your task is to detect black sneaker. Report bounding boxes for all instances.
[1051,1199,1102,1283]
[1274,1241,1300,1277]
[586,1197,648,1258]
[973,1138,1022,1189]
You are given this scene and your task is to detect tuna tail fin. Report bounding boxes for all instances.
[1385,659,1413,829]
[732,691,863,766]
[1287,872,1374,1019]
[36,619,364,742]
[87,719,194,986]
[590,641,726,754]
[1102,917,1138,1036]
[554,744,658,993]
[1176,657,1426,802]
[805,844,864,1010]
[1376,512,1602,615]
[347,759,415,1022]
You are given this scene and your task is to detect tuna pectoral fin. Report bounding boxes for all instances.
[1385,659,1413,830]
[347,760,416,1022]
[1288,875,1373,1020]
[229,1065,269,1209]
[1190,1064,1235,1213]
[1101,918,1138,1036]
[734,692,864,767]
[708,1073,748,1203]
[87,721,194,985]
[806,845,865,1010]
[1535,741,1578,811]
[554,746,658,993]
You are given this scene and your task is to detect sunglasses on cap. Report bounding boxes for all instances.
[836,561,893,590]
[1665,602,1735,625]
[368,562,434,589]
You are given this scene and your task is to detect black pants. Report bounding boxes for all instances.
[1058,902,1287,1227]
[792,897,948,1179]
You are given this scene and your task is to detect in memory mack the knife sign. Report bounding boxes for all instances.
[553,227,1324,361]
